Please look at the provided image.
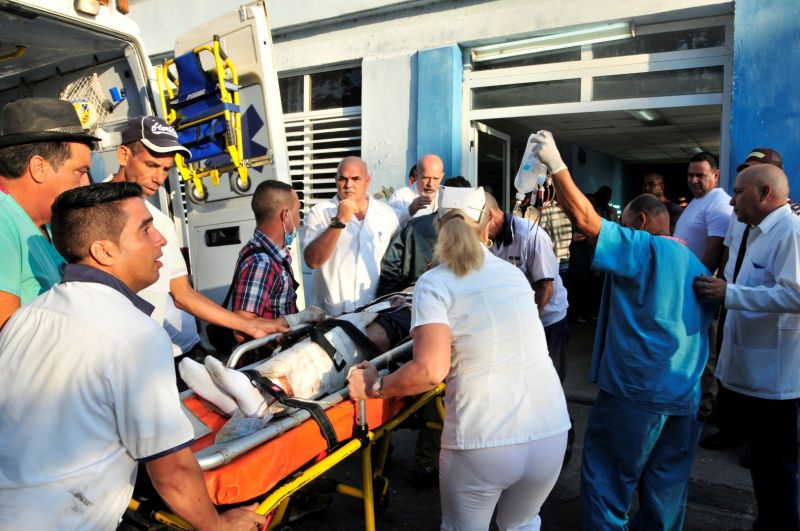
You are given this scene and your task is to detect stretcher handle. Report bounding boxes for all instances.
[353,399,370,443]
[227,324,313,368]
[356,400,368,427]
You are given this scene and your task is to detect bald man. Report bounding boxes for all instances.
[534,131,715,530]
[303,156,399,316]
[694,164,800,530]
[387,154,444,225]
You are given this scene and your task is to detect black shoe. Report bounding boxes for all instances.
[700,431,745,451]
[411,466,439,489]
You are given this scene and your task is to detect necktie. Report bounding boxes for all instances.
[732,225,751,283]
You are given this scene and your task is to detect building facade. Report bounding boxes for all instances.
[131,0,799,210]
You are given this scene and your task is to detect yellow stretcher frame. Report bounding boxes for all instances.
[127,385,445,531]
[156,35,255,203]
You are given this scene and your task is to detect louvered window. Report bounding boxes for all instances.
[279,66,362,218]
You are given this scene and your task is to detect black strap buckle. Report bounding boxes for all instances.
[243,370,339,450]
[310,328,346,371]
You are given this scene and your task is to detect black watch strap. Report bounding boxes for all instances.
[329,216,346,229]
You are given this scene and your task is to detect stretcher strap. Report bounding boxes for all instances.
[316,319,383,361]
[309,328,345,371]
[242,370,339,450]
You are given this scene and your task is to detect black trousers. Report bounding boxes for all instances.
[544,316,569,383]
[742,393,800,531]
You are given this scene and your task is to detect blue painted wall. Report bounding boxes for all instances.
[416,45,462,177]
[731,0,800,196]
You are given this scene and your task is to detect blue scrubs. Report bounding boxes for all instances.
[581,220,715,530]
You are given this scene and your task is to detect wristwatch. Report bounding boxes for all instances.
[371,376,385,399]
[329,216,346,229]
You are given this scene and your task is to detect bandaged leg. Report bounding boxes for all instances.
[186,312,380,419]
[178,357,239,416]
[256,312,379,400]
[205,356,271,419]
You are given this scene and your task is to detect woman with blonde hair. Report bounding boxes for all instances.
[349,186,570,530]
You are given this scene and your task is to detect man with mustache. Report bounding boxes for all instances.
[388,154,445,225]
[0,97,96,329]
[304,156,399,316]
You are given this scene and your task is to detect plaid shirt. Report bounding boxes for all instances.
[233,229,297,319]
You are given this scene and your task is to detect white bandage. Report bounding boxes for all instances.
[256,311,379,399]
[284,306,326,327]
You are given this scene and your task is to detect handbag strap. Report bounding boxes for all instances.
[220,245,269,309]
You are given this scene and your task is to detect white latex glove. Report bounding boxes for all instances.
[284,306,326,327]
[532,130,567,174]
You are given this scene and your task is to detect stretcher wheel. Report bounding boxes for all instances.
[230,170,251,195]
[187,180,209,204]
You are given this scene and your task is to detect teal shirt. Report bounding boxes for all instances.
[590,219,715,415]
[0,192,64,304]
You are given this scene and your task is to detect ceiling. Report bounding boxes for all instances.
[486,105,721,163]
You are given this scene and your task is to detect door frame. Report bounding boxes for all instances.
[460,15,734,188]
[471,121,511,209]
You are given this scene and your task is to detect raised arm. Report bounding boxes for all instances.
[532,131,603,245]
[303,199,356,268]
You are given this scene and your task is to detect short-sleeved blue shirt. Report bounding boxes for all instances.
[590,219,715,415]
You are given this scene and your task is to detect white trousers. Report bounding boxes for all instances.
[440,431,568,531]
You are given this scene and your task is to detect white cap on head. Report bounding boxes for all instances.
[438,186,486,223]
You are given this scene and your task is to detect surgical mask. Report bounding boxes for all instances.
[283,214,298,247]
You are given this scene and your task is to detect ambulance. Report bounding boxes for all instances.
[0,0,299,312]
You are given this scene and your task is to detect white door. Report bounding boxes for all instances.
[471,122,512,209]
[164,2,300,305]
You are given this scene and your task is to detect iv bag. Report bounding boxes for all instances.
[514,133,548,200]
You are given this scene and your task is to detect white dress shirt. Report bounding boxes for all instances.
[716,204,800,399]
[387,183,438,225]
[0,280,193,529]
[303,195,399,316]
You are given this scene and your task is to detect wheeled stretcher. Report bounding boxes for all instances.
[127,327,444,531]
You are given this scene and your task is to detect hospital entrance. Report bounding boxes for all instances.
[473,104,723,213]
[464,16,732,212]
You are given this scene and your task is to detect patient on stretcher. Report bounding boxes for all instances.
[180,296,410,422]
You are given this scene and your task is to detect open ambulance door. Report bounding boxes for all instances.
[160,1,299,309]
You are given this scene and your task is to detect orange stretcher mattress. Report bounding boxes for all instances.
[184,395,406,505]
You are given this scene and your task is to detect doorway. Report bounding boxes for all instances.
[473,105,721,210]
[465,15,732,212]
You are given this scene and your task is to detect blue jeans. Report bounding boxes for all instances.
[580,390,704,531]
